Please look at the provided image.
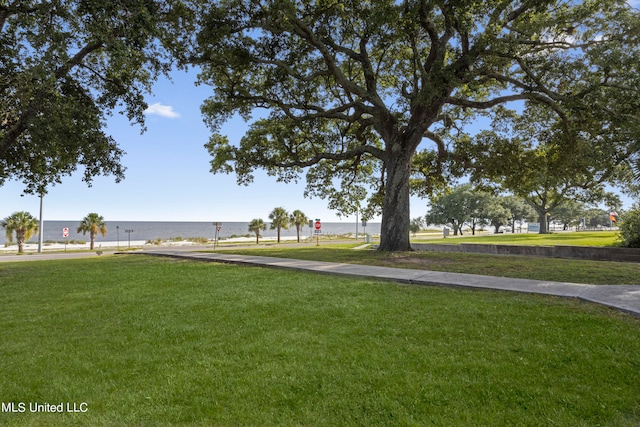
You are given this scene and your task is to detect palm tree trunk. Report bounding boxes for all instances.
[17,231,25,254]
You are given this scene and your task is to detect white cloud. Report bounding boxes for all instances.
[144,103,180,118]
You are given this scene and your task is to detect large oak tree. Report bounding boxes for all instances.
[185,0,640,251]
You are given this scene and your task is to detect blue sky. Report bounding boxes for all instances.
[0,68,409,223]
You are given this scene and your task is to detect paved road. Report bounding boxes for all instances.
[0,250,118,262]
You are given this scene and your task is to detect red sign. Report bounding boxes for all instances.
[63,228,69,237]
[217,226,222,232]
[314,221,321,230]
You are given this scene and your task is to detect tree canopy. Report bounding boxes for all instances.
[425,184,516,235]
[468,104,629,233]
[290,209,309,242]
[425,184,476,236]
[77,212,107,250]
[185,0,640,251]
[248,218,267,244]
[0,0,181,194]
[269,206,290,243]
[1,210,38,253]
[619,204,640,248]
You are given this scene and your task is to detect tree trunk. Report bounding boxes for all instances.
[17,231,25,254]
[527,196,550,234]
[378,147,412,252]
[538,211,549,234]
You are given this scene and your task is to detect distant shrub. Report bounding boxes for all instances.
[618,205,640,248]
[188,237,209,244]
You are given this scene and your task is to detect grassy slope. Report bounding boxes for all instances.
[1,256,639,426]
[217,244,640,285]
[414,231,620,246]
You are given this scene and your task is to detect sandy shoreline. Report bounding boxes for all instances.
[0,235,314,253]
[0,231,385,253]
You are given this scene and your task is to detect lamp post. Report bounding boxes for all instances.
[37,192,44,253]
[116,226,120,250]
[125,229,133,249]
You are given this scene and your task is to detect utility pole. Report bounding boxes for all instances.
[37,192,44,253]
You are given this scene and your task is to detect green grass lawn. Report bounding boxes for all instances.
[1,256,639,426]
[216,244,640,285]
[414,231,620,246]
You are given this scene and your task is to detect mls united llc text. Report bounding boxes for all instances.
[2,402,88,413]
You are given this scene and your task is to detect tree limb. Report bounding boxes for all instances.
[0,41,104,158]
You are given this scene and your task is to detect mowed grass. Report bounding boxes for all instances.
[216,244,640,285]
[415,231,620,246]
[1,256,639,426]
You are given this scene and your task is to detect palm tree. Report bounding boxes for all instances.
[77,213,107,250]
[269,207,290,243]
[248,218,267,244]
[290,209,309,243]
[1,211,39,254]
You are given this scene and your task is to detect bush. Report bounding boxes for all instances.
[619,205,640,248]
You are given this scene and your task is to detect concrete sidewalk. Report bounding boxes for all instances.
[136,251,640,317]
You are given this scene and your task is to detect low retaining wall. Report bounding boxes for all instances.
[411,243,640,263]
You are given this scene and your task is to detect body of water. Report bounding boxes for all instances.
[1,220,381,245]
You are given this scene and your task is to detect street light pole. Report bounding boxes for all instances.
[37,192,44,253]
[125,229,133,249]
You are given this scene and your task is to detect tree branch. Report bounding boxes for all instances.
[0,4,40,33]
[289,17,382,109]
[446,93,533,109]
[255,143,385,169]
[0,41,104,158]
